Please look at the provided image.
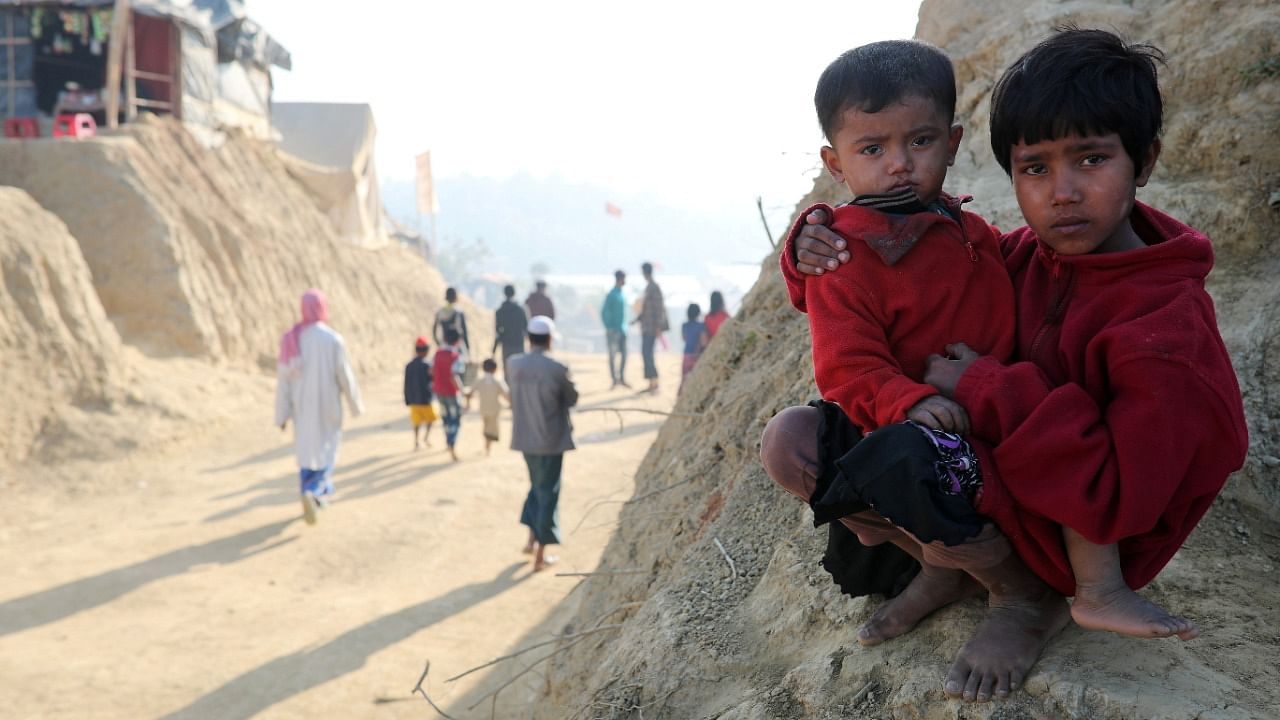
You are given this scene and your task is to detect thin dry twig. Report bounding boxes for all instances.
[850,680,875,706]
[713,536,737,583]
[465,630,615,712]
[446,624,625,684]
[571,477,695,534]
[411,661,460,720]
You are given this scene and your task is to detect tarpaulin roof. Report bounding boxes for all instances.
[0,0,289,69]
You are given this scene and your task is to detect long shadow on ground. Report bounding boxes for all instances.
[0,519,296,637]
[159,562,529,720]
[202,453,453,523]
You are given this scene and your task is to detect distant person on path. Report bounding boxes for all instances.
[433,329,466,461]
[274,288,364,525]
[493,284,527,380]
[508,315,578,572]
[632,261,669,394]
[433,287,471,353]
[679,303,708,394]
[403,336,436,450]
[704,290,731,339]
[525,280,556,320]
[467,358,510,456]
[601,269,630,389]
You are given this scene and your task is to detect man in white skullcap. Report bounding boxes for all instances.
[507,315,579,571]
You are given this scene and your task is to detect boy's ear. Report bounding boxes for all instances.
[1136,139,1161,187]
[947,124,964,166]
[820,146,844,183]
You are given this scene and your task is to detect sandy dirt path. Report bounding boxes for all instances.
[0,351,682,719]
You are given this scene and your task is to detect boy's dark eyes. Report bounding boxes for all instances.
[911,136,934,147]
[859,145,883,156]
[1019,164,1048,176]
[1081,154,1107,166]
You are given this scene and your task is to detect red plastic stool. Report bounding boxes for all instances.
[3,117,39,138]
[52,113,97,139]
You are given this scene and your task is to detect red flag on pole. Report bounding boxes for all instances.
[605,202,622,218]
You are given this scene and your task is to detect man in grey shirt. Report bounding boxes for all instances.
[508,315,578,571]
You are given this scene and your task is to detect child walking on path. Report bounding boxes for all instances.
[433,329,465,461]
[766,31,1248,702]
[404,336,436,450]
[679,303,707,394]
[467,358,509,455]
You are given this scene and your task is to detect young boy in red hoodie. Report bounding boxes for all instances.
[770,28,1249,702]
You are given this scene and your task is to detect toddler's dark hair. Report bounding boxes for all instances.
[482,358,497,372]
[815,39,956,142]
[444,328,460,345]
[990,27,1164,176]
[687,303,701,322]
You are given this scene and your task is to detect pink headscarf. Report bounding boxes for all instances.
[278,289,329,368]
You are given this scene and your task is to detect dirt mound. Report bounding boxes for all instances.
[0,118,489,466]
[0,188,123,463]
[526,2,1280,717]
[0,117,488,372]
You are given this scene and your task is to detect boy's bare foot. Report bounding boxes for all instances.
[858,565,981,646]
[944,591,1070,702]
[533,555,558,572]
[449,446,459,462]
[1071,582,1198,640]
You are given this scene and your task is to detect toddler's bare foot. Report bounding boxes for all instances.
[858,565,981,646]
[449,446,459,462]
[944,591,1069,702]
[1071,582,1198,640]
[533,555,558,572]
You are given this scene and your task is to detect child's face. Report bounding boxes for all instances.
[1010,132,1159,256]
[821,95,962,204]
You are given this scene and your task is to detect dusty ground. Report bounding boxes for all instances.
[0,350,680,719]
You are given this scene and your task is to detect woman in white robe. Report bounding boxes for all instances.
[274,289,363,524]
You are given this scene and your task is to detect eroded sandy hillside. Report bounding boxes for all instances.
[0,118,488,466]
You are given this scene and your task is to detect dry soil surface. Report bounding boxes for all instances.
[0,351,680,719]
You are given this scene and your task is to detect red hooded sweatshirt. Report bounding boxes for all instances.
[780,195,1015,432]
[956,201,1248,595]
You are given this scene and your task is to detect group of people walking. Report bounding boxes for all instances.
[273,284,577,573]
[601,262,730,395]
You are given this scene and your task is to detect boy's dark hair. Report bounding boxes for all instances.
[503,284,515,298]
[444,328,461,345]
[528,332,551,347]
[482,358,497,372]
[990,27,1165,176]
[445,287,458,303]
[641,261,653,276]
[815,40,956,142]
[687,303,701,321]
[614,269,625,282]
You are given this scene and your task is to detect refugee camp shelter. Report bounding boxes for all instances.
[0,0,288,139]
[273,102,389,249]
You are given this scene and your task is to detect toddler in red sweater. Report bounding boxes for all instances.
[771,29,1248,702]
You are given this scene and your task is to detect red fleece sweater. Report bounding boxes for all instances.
[780,196,1015,432]
[956,201,1248,595]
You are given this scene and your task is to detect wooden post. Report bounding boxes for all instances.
[103,0,131,128]
[124,19,136,121]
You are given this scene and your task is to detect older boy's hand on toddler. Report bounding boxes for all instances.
[923,342,981,399]
[794,208,850,275]
[907,395,971,435]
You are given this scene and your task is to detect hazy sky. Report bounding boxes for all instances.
[252,1,923,220]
